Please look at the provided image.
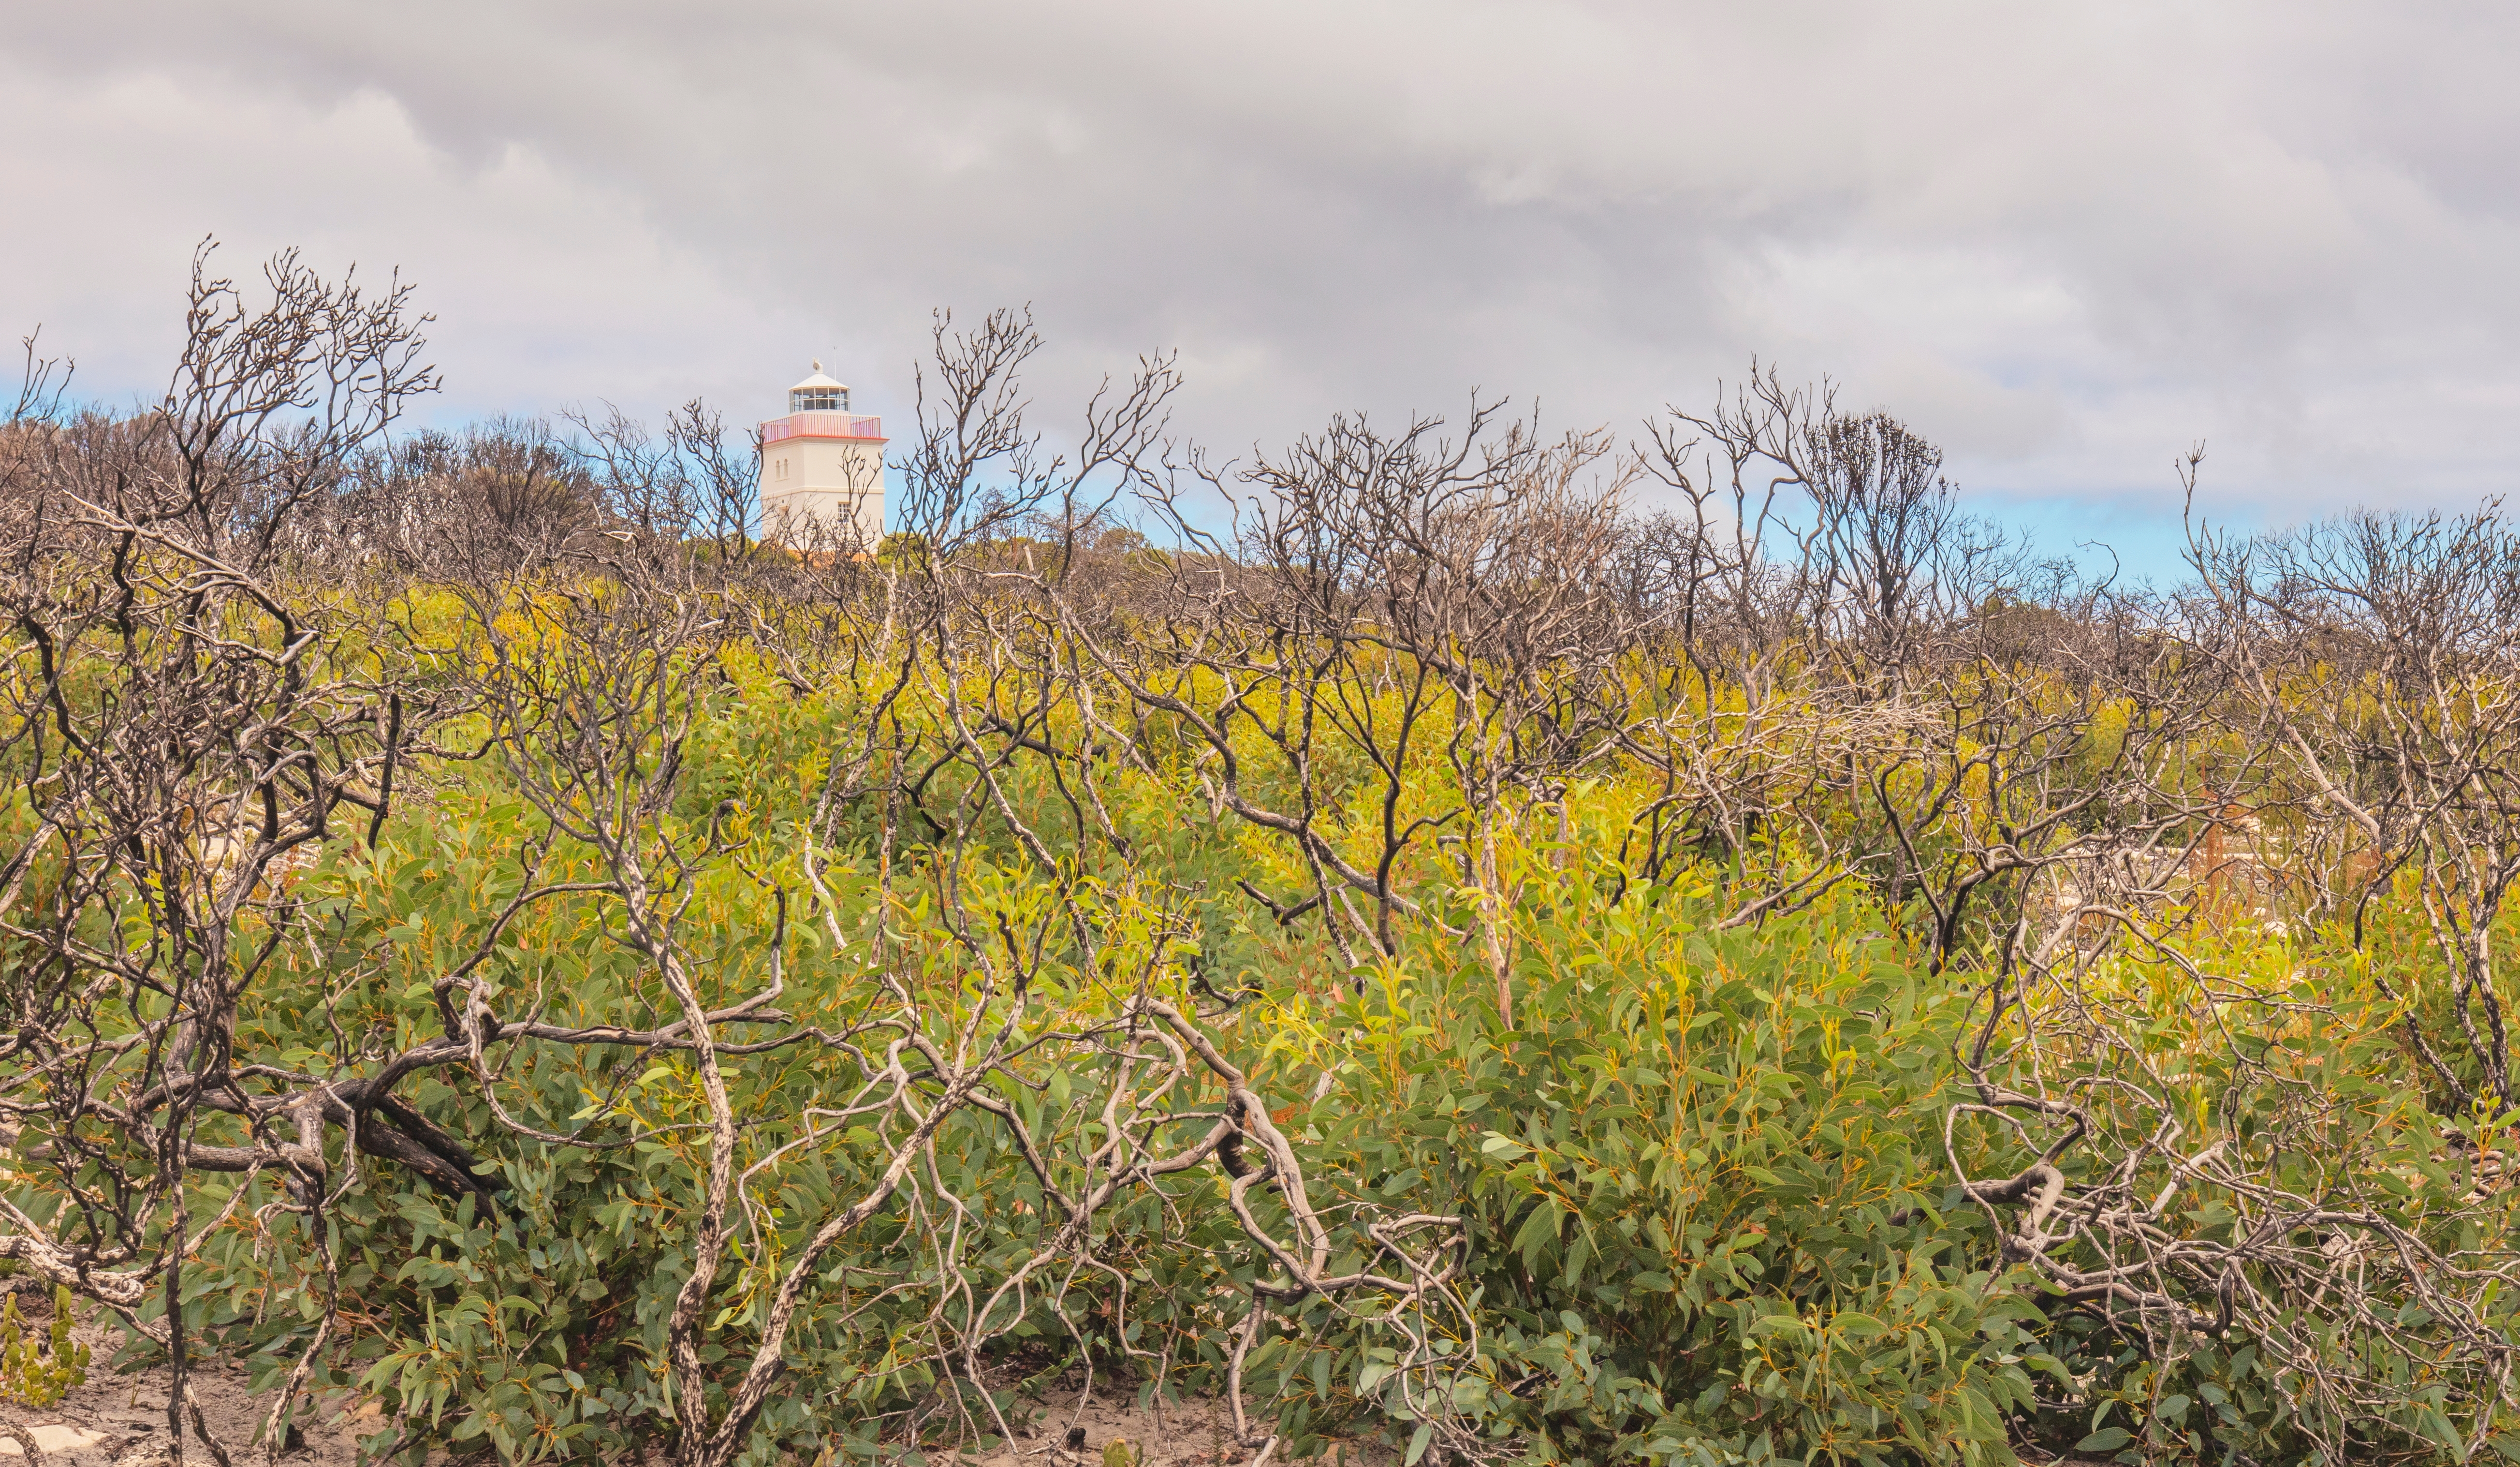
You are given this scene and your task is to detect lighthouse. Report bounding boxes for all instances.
[759,363,887,546]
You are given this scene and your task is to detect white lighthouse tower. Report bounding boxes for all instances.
[759,363,887,547]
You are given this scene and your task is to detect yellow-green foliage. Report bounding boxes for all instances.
[12,565,2520,1467]
[0,1289,89,1409]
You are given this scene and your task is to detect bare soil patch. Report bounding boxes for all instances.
[1,1309,378,1467]
[6,1309,1390,1467]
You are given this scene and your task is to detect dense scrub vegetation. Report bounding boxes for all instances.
[9,249,2520,1467]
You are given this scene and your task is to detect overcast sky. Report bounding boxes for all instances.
[6,1,2516,568]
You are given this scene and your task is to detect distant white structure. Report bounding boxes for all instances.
[759,362,886,546]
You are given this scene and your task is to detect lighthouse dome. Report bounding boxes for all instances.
[790,361,850,413]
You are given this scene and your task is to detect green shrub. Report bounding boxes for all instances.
[1243,872,2051,1466]
[81,670,2520,1467]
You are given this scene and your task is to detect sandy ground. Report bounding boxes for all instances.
[1,1302,1389,1467]
[963,1383,1392,1467]
[1,1340,2116,1467]
[11,1305,2103,1467]
[4,1350,1378,1467]
[0,1307,379,1467]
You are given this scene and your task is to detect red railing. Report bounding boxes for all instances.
[761,412,884,444]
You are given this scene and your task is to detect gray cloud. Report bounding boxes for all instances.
[5,0,2516,537]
